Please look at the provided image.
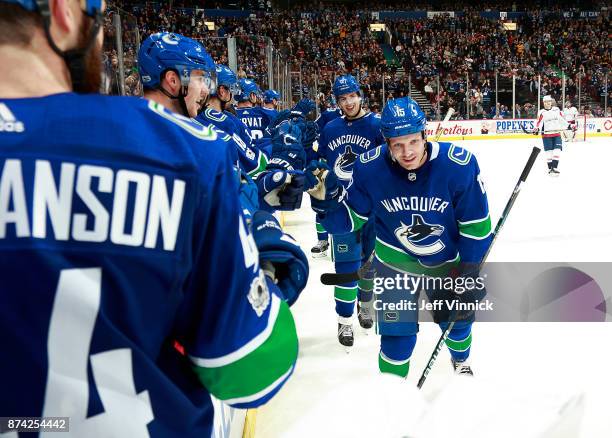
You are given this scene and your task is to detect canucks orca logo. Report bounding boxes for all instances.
[394,214,445,256]
[333,145,358,181]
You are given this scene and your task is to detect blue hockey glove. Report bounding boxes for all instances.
[268,109,305,135]
[257,170,305,211]
[267,121,306,171]
[291,98,316,117]
[305,160,346,214]
[295,120,320,151]
[252,211,309,306]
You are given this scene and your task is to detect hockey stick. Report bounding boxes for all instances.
[432,108,455,142]
[416,145,541,390]
[320,253,374,286]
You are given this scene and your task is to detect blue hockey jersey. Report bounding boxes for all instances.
[260,107,279,132]
[318,112,384,184]
[320,142,492,272]
[235,106,268,140]
[0,94,298,437]
[196,107,268,178]
[315,107,342,131]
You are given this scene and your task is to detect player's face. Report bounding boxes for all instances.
[389,132,427,171]
[186,70,210,117]
[543,100,552,110]
[338,92,361,118]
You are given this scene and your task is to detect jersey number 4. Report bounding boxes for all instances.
[40,268,154,437]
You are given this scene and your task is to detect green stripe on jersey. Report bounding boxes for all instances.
[345,203,368,232]
[458,215,492,239]
[375,238,459,277]
[248,151,268,179]
[191,299,297,402]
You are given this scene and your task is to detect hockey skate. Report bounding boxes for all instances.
[452,359,474,376]
[357,301,373,330]
[337,317,354,350]
[311,240,329,258]
[548,168,560,177]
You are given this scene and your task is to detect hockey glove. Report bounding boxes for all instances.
[305,160,346,214]
[257,170,306,211]
[295,120,320,151]
[291,98,316,117]
[431,263,486,324]
[267,121,307,171]
[252,211,309,306]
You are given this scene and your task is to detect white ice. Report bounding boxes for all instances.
[256,137,612,438]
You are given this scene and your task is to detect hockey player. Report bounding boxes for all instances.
[305,97,492,377]
[316,74,384,346]
[310,101,343,258]
[534,95,574,176]
[0,2,308,436]
[563,100,579,142]
[138,32,215,119]
[261,89,281,131]
[235,78,267,140]
[196,64,268,178]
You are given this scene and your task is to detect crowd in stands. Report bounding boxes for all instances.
[104,1,610,119]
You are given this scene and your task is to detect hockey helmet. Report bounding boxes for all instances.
[332,74,361,98]
[138,32,216,90]
[235,78,259,102]
[214,64,240,96]
[264,89,281,103]
[381,97,427,139]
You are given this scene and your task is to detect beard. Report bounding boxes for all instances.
[71,17,103,94]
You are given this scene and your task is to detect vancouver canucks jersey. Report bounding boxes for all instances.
[315,107,342,130]
[0,94,297,437]
[318,112,384,185]
[235,106,268,141]
[260,107,279,132]
[197,107,268,178]
[320,142,492,273]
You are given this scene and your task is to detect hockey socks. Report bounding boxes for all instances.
[443,324,473,363]
[334,260,360,317]
[379,335,417,378]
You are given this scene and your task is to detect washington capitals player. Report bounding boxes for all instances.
[305,97,492,377]
[534,95,574,176]
[316,74,384,346]
[563,99,579,142]
[0,1,308,436]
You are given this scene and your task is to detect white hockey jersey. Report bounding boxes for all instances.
[535,107,568,136]
[564,106,578,123]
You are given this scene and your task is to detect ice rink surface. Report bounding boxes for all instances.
[256,137,612,438]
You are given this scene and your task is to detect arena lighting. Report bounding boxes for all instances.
[502,21,517,30]
[370,23,386,32]
[204,21,215,30]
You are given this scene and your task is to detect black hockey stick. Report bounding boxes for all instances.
[320,253,374,286]
[416,145,541,390]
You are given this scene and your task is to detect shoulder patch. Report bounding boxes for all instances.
[148,100,217,141]
[360,145,382,163]
[447,144,472,166]
[205,107,227,122]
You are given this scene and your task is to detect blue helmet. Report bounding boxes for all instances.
[263,89,280,103]
[381,97,427,139]
[138,32,215,90]
[235,78,259,102]
[214,64,240,95]
[333,74,360,98]
[4,0,102,17]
